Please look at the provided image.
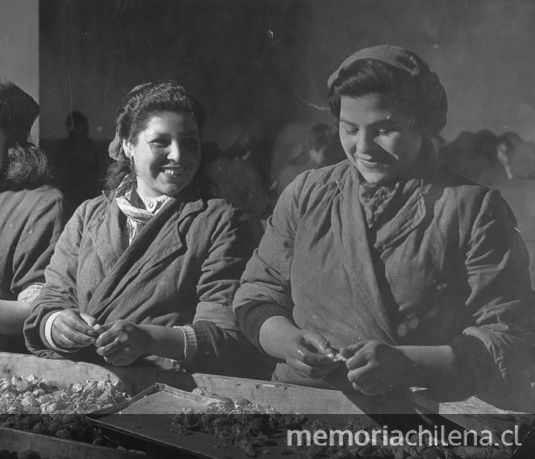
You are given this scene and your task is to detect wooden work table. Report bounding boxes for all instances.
[1,352,533,456]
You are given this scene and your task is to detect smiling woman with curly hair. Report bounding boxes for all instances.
[0,81,66,353]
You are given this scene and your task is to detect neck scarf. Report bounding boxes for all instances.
[357,139,437,230]
[115,175,171,243]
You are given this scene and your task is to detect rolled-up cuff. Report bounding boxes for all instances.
[234,303,292,352]
[173,325,198,364]
[42,311,78,353]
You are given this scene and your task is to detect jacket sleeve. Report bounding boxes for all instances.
[188,205,262,376]
[11,191,66,296]
[456,189,535,394]
[233,172,307,351]
[23,203,86,357]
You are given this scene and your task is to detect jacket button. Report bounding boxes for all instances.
[397,323,409,337]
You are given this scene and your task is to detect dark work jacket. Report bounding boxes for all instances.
[0,186,65,353]
[24,193,260,376]
[234,159,535,394]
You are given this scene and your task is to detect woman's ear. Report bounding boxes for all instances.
[122,139,132,159]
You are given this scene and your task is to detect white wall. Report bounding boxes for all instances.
[0,0,39,142]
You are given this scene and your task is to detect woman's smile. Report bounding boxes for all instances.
[159,165,189,177]
[339,94,423,184]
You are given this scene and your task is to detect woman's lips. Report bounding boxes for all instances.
[356,156,391,168]
[160,166,188,176]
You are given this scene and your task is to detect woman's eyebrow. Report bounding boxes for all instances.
[146,129,199,138]
[339,117,397,127]
[339,118,357,126]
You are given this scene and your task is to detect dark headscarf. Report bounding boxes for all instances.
[327,44,448,135]
[0,81,39,144]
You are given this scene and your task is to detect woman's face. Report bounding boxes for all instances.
[123,111,201,198]
[338,93,423,184]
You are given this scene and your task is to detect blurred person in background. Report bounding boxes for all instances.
[204,124,271,239]
[275,123,345,196]
[442,129,498,183]
[50,110,102,207]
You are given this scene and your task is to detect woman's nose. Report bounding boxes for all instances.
[167,142,181,162]
[356,130,376,155]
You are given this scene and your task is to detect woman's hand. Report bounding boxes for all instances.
[51,310,99,350]
[258,316,340,378]
[342,340,417,396]
[95,320,153,366]
[281,329,341,378]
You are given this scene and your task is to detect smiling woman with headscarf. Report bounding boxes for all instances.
[24,81,260,376]
[233,45,535,397]
[0,81,65,353]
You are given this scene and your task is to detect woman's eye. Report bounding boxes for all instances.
[150,140,169,148]
[344,128,358,135]
[377,128,394,135]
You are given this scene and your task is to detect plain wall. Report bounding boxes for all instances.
[0,0,39,141]
[298,0,535,142]
[39,0,535,144]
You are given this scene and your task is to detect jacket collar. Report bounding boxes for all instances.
[88,188,206,272]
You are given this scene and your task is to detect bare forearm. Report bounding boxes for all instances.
[0,300,32,335]
[141,325,186,361]
[396,345,457,387]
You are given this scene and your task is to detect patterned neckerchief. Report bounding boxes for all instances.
[357,141,437,230]
[115,175,171,244]
[358,180,405,230]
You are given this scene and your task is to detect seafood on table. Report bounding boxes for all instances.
[0,375,129,414]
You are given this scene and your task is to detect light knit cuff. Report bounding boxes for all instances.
[173,325,198,364]
[43,311,77,353]
[17,283,44,303]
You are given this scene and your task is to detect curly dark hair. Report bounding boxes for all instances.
[328,59,447,136]
[104,81,206,192]
[1,141,52,190]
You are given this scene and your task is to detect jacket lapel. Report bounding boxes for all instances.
[87,198,128,272]
[374,179,427,251]
[331,167,397,344]
[86,196,205,321]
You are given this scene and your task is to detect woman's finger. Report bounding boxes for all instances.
[103,348,134,366]
[53,331,89,349]
[353,381,391,397]
[80,312,97,327]
[53,321,95,346]
[96,337,121,356]
[345,348,370,370]
[303,332,334,355]
[347,364,377,385]
[288,357,326,377]
[95,325,121,347]
[341,341,368,359]
[292,345,336,367]
[60,313,98,338]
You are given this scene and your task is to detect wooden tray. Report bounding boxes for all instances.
[94,383,223,415]
[90,384,291,459]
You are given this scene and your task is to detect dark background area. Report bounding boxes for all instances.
[39,0,535,145]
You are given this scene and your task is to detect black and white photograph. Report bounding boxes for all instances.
[1,1,535,457]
